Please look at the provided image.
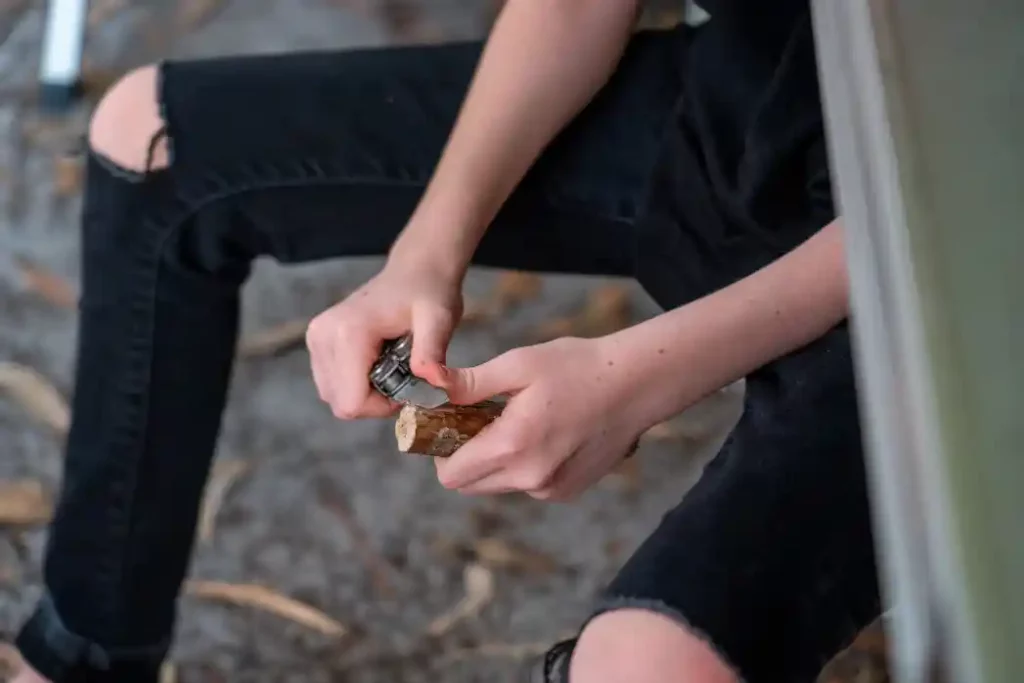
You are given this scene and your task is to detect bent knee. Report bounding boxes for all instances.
[570,609,738,683]
[88,65,169,173]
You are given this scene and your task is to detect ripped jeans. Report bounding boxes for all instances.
[15,33,881,683]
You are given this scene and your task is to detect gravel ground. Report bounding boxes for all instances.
[0,2,745,681]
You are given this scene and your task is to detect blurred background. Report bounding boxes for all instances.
[0,2,755,681]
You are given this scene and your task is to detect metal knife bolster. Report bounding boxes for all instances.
[369,334,449,408]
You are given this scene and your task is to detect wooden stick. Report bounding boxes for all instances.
[395,401,504,458]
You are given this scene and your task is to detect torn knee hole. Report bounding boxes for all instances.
[88,65,171,174]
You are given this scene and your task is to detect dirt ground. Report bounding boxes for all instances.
[0,2,756,681]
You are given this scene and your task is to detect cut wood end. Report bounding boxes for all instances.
[395,401,504,458]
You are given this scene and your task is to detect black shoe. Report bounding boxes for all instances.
[526,638,577,683]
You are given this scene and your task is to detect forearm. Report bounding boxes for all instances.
[391,0,640,276]
[606,220,849,426]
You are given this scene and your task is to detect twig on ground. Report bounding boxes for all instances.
[0,362,71,435]
[237,319,310,358]
[0,480,52,526]
[14,258,77,309]
[197,459,250,543]
[186,580,349,638]
[425,563,495,637]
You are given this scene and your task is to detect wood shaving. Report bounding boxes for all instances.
[0,480,52,526]
[238,319,309,358]
[0,362,70,435]
[53,153,85,197]
[159,662,178,683]
[472,537,558,576]
[197,459,250,543]
[186,580,349,638]
[15,258,77,309]
[425,563,495,637]
[176,0,225,29]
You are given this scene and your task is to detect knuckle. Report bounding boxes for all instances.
[331,402,359,420]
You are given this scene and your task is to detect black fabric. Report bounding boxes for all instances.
[637,0,834,309]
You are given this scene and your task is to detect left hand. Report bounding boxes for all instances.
[435,336,647,501]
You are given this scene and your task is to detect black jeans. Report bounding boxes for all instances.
[17,31,880,683]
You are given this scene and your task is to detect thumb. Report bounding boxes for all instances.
[410,303,455,386]
[444,352,528,405]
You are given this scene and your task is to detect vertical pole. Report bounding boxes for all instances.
[811,1,1024,682]
[38,0,89,111]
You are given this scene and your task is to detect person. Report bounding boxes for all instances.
[12,0,882,681]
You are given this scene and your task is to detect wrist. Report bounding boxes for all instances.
[388,219,473,284]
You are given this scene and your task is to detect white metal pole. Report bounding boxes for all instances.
[38,0,89,110]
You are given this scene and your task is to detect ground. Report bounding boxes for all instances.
[0,2,749,682]
[0,2,894,682]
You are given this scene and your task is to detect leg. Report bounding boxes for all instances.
[540,329,882,682]
[15,33,684,683]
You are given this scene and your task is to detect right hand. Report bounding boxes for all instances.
[306,255,463,420]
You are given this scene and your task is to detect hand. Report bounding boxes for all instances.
[306,255,462,419]
[435,336,647,501]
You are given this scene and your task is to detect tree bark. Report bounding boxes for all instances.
[395,401,505,458]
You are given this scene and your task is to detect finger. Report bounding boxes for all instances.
[528,445,609,502]
[444,350,531,405]
[410,304,455,386]
[434,421,510,490]
[328,327,381,418]
[306,326,333,404]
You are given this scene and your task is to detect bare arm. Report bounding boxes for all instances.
[605,219,849,426]
[389,0,641,277]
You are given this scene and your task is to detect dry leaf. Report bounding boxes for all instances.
[642,421,681,442]
[53,153,84,197]
[531,317,575,343]
[610,457,641,495]
[0,480,52,526]
[460,297,495,325]
[816,617,890,683]
[238,319,309,358]
[197,459,250,542]
[159,662,177,683]
[0,642,24,678]
[531,284,632,342]
[425,563,495,637]
[186,580,348,637]
[494,271,542,308]
[0,362,70,435]
[472,537,558,576]
[580,284,632,335]
[176,0,225,29]
[87,0,128,26]
[15,258,77,309]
